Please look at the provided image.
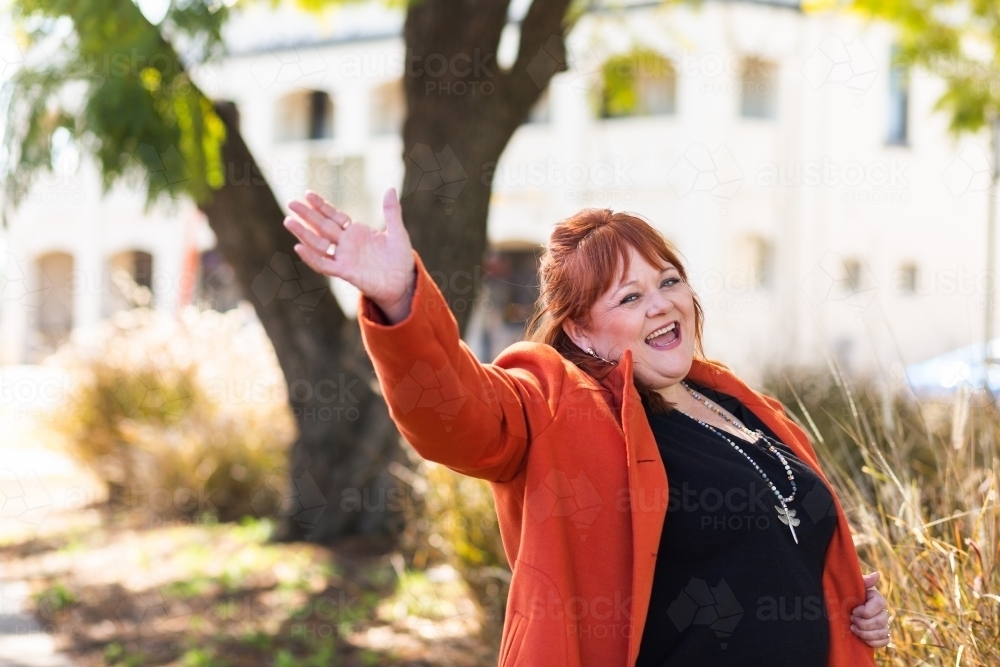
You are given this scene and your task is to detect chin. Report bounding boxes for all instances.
[636,350,693,386]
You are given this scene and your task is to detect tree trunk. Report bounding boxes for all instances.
[400,0,571,331]
[199,101,406,543]
[195,0,571,544]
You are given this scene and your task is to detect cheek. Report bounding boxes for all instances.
[678,298,698,343]
[595,309,645,347]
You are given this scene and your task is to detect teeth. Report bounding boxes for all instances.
[645,322,677,342]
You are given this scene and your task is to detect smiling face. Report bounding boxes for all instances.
[562,245,698,393]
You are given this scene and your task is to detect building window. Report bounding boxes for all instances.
[133,250,153,290]
[887,45,909,145]
[32,252,74,360]
[306,155,367,221]
[104,250,154,316]
[371,80,405,136]
[740,57,777,120]
[599,50,676,118]
[276,90,334,142]
[896,262,917,295]
[473,247,541,362]
[198,249,243,312]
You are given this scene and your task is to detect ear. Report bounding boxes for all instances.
[561,318,591,352]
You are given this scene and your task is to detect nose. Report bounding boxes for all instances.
[647,287,674,318]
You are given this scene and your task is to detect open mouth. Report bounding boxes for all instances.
[645,321,681,349]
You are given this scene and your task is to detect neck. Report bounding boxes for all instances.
[656,380,689,408]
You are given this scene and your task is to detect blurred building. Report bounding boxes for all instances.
[1,0,995,389]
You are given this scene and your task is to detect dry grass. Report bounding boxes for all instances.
[764,362,1000,666]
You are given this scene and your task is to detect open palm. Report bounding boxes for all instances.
[283,188,416,322]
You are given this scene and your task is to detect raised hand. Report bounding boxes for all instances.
[283,188,416,323]
[851,571,890,649]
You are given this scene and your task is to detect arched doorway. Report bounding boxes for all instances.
[103,250,153,317]
[31,251,74,360]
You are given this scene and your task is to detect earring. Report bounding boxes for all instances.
[586,346,618,366]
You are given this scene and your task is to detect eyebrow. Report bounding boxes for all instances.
[614,265,676,292]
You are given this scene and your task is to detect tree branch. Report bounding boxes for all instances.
[501,0,574,122]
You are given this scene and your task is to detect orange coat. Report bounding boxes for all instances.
[358,250,876,667]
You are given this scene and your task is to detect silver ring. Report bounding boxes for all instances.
[325,242,335,256]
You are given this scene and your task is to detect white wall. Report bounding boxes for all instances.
[2,0,994,390]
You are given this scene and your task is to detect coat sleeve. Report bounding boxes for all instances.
[357,249,564,482]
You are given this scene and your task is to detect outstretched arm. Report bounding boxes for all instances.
[284,189,562,481]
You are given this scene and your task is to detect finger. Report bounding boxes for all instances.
[293,243,338,278]
[853,589,886,617]
[862,571,880,589]
[304,190,351,226]
[284,217,333,256]
[850,624,891,646]
[288,199,344,242]
[383,187,406,235]
[862,590,887,617]
[851,610,888,631]
[856,635,891,649]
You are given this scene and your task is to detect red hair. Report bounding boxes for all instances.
[525,208,706,413]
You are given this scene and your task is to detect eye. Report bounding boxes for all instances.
[619,277,680,305]
[619,293,639,305]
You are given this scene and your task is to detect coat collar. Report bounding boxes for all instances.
[594,349,801,462]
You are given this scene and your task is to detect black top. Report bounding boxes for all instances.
[635,379,837,667]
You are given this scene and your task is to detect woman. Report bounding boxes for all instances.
[283,188,890,667]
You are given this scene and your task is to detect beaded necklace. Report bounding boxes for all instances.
[679,381,801,544]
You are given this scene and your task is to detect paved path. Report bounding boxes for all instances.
[1,365,79,667]
[0,581,72,667]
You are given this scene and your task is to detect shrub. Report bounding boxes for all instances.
[399,458,510,648]
[52,305,296,521]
